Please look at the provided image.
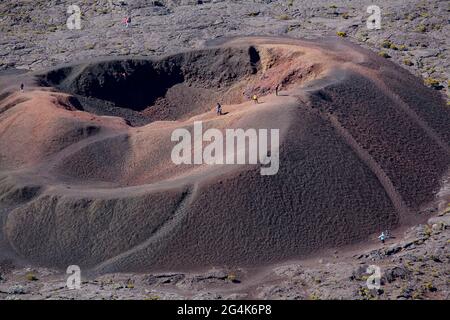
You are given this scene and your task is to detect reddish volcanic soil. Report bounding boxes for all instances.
[0,37,449,274]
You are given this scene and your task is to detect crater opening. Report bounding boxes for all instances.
[38,45,323,127]
[39,47,264,126]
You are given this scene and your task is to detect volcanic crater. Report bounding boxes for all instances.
[0,37,449,274]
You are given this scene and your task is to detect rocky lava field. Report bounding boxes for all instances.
[0,1,449,300]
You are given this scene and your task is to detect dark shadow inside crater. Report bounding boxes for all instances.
[38,47,262,126]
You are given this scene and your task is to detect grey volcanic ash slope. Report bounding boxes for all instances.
[0,37,449,273]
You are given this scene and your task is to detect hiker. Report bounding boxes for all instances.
[378,231,386,244]
[275,84,280,96]
[216,102,222,115]
[20,83,24,92]
[252,94,259,104]
[123,16,131,28]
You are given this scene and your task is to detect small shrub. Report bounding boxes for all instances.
[403,59,413,66]
[336,31,347,37]
[329,5,337,9]
[422,224,433,236]
[227,273,237,282]
[309,292,321,300]
[381,40,392,48]
[126,279,135,289]
[424,78,441,89]
[358,287,375,300]
[276,14,292,20]
[412,291,422,299]
[389,43,398,50]
[25,272,38,281]
[85,43,96,50]
[415,24,427,32]
[342,12,350,19]
[423,282,437,292]
[378,51,390,58]
[398,44,407,51]
[431,24,442,31]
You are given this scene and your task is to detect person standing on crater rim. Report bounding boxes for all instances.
[20,83,24,92]
[122,16,131,28]
[378,231,387,244]
[216,102,222,116]
[252,94,259,104]
[275,84,280,96]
